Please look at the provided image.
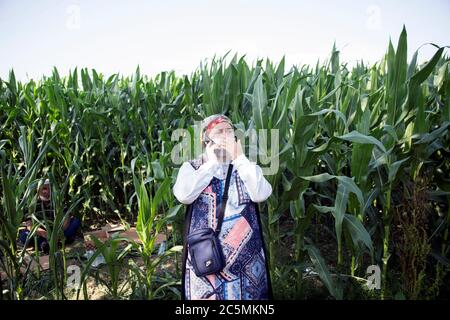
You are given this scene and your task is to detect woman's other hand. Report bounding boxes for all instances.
[219,136,243,161]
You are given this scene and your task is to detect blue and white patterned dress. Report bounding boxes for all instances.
[176,156,273,300]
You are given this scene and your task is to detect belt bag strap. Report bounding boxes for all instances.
[214,163,234,236]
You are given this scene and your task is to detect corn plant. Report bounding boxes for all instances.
[127,156,183,299]
[0,124,56,299]
[76,235,132,299]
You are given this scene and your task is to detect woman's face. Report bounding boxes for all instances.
[206,121,235,162]
[207,121,234,144]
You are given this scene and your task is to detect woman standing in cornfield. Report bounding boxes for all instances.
[173,114,274,300]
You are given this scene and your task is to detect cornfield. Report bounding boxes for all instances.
[1,26,449,300]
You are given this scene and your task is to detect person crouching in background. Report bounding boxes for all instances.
[18,179,81,254]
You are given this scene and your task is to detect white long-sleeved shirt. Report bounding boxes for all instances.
[173,154,272,205]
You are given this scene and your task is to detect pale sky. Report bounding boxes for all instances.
[1,0,449,81]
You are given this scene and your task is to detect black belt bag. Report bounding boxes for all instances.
[187,163,233,277]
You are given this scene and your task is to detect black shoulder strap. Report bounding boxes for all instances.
[214,163,233,235]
